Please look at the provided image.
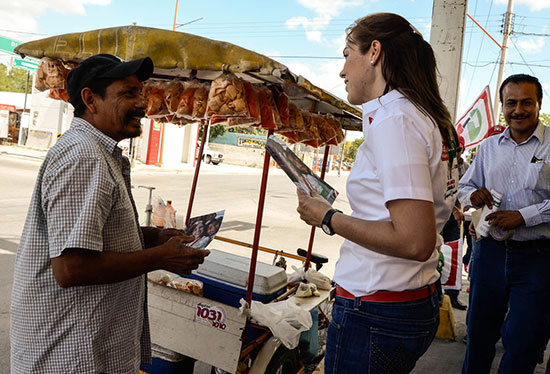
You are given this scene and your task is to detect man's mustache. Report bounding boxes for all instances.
[510,115,529,120]
[125,110,146,122]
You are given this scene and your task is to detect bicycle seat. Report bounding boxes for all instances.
[297,248,329,270]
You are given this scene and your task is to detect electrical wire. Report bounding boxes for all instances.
[465,0,495,100]
[510,37,550,98]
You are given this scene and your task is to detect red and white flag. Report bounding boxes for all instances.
[456,86,504,148]
[441,239,463,291]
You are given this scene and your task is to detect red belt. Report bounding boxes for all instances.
[335,283,436,303]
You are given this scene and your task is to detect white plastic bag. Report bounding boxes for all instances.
[288,265,332,290]
[239,298,312,350]
[305,269,332,290]
[287,265,305,284]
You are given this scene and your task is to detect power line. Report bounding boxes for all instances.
[513,31,550,37]
[0,29,49,36]
[510,37,550,98]
[465,0,495,100]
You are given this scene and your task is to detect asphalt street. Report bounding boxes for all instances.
[1,145,549,373]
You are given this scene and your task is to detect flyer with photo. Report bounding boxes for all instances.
[266,135,338,204]
[185,210,225,249]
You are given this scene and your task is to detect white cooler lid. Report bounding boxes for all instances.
[193,249,287,295]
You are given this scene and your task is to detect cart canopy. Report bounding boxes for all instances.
[15,25,361,130]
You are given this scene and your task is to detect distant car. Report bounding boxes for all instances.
[201,147,224,165]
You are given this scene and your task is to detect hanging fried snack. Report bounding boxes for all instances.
[145,82,170,118]
[275,92,291,131]
[323,114,345,145]
[206,74,248,117]
[300,111,320,148]
[163,80,184,114]
[313,113,337,146]
[36,57,68,91]
[192,84,209,119]
[176,83,197,117]
[49,88,69,102]
[255,85,283,130]
[210,81,261,127]
[288,102,305,132]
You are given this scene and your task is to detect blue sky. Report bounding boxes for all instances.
[2,0,550,120]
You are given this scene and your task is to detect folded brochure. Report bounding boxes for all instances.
[185,210,225,249]
[266,135,338,204]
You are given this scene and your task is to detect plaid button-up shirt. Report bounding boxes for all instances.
[11,118,151,374]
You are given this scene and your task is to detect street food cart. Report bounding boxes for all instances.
[15,25,362,373]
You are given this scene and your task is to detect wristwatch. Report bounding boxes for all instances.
[321,209,342,236]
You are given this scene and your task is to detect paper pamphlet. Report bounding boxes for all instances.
[266,135,338,204]
[185,210,225,249]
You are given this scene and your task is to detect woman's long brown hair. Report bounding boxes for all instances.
[347,13,458,150]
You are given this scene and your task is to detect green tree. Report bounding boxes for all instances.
[344,137,364,161]
[229,126,267,136]
[0,64,29,93]
[198,123,227,140]
[540,113,550,127]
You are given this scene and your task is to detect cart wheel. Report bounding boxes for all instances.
[265,347,299,374]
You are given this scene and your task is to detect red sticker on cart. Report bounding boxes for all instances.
[196,303,227,330]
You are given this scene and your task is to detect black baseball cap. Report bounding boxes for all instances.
[67,53,154,105]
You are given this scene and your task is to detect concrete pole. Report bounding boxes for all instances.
[493,0,514,123]
[430,0,468,123]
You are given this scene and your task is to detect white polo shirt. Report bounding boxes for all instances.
[333,90,456,296]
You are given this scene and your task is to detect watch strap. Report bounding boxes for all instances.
[322,208,342,235]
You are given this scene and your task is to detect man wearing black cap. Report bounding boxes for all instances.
[10,54,209,374]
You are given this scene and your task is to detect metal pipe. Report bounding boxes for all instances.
[304,145,331,270]
[185,120,209,226]
[214,235,308,262]
[245,129,274,304]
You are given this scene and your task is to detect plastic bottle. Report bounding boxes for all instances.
[165,200,176,229]
[476,189,503,237]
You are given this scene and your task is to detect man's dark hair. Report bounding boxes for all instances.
[499,74,542,103]
[72,78,117,117]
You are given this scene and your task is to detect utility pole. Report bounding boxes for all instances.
[430,0,468,123]
[493,0,515,123]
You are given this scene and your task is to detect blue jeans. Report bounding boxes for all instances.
[325,288,440,374]
[463,238,550,373]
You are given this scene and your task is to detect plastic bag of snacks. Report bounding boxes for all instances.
[210,81,261,127]
[206,74,248,117]
[162,80,184,114]
[148,271,204,296]
[144,81,170,118]
[176,80,210,120]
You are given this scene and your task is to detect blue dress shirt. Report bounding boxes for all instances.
[458,123,550,241]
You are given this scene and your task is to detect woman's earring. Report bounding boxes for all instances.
[370,60,374,65]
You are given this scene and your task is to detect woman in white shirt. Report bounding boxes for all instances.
[296,13,459,373]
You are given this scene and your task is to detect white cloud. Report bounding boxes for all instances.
[495,0,550,11]
[0,0,111,41]
[286,0,365,44]
[515,37,545,54]
[287,58,347,101]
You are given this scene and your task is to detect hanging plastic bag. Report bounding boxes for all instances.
[239,298,313,350]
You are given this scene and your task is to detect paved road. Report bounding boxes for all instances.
[1,148,548,373]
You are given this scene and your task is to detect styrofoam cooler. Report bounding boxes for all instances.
[186,249,288,307]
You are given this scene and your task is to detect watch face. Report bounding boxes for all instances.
[322,224,331,235]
